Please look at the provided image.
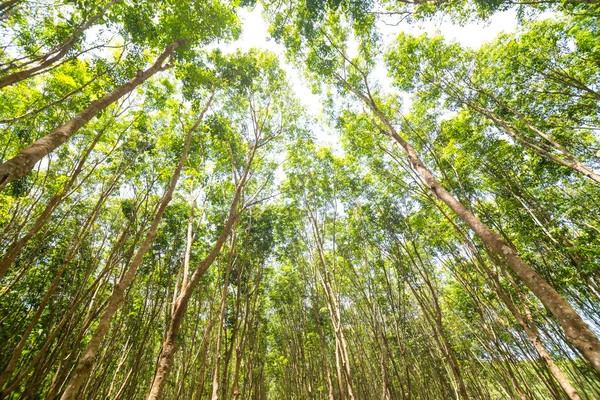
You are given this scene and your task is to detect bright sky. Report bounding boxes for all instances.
[223,5,520,145]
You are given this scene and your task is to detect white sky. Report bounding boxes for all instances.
[223,5,519,145]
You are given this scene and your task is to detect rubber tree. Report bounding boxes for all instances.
[147,49,301,400]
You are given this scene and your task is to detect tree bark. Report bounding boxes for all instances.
[337,74,600,373]
[491,271,582,400]
[57,84,200,400]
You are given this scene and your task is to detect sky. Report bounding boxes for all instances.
[222,5,520,145]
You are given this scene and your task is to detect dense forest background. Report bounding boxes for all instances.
[0,0,599,399]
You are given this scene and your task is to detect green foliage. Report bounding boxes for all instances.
[1,0,600,399]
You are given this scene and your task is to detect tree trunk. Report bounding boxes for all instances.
[462,95,600,184]
[146,154,252,400]
[0,124,110,280]
[57,85,199,400]
[0,174,119,391]
[343,76,600,374]
[0,40,187,190]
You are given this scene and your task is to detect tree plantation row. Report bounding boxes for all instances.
[0,0,599,399]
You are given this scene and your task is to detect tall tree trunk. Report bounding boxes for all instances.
[0,122,113,280]
[310,212,355,400]
[442,200,583,400]
[460,94,600,184]
[211,292,228,400]
[491,271,582,400]
[312,289,335,400]
[338,74,600,373]
[57,88,202,400]
[146,145,255,400]
[192,312,219,400]
[0,40,187,190]
[208,248,239,400]
[0,171,121,392]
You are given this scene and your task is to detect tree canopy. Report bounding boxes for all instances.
[0,0,599,399]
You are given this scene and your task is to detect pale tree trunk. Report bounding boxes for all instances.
[58,89,204,400]
[0,0,118,88]
[414,249,470,400]
[337,73,600,373]
[449,262,529,399]
[0,212,137,398]
[0,121,113,280]
[106,339,132,399]
[0,39,187,189]
[398,247,469,400]
[435,75,600,184]
[223,229,251,400]
[146,143,257,400]
[494,273,582,400]
[191,307,219,400]
[433,183,587,400]
[211,293,227,400]
[231,260,263,399]
[309,212,355,400]
[209,246,238,400]
[475,85,600,185]
[0,171,121,392]
[460,94,600,185]
[230,294,249,399]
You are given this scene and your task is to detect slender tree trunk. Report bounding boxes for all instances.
[210,257,236,400]
[146,152,253,400]
[58,85,199,400]
[192,307,219,400]
[340,75,600,373]
[401,258,469,399]
[0,124,110,280]
[495,275,582,400]
[0,40,186,189]
[0,175,118,391]
[310,214,355,400]
[464,97,600,184]
[313,290,335,400]
[437,188,584,400]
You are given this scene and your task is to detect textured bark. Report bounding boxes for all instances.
[446,216,576,399]
[0,40,186,190]
[338,74,600,373]
[491,274,581,400]
[58,81,197,400]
